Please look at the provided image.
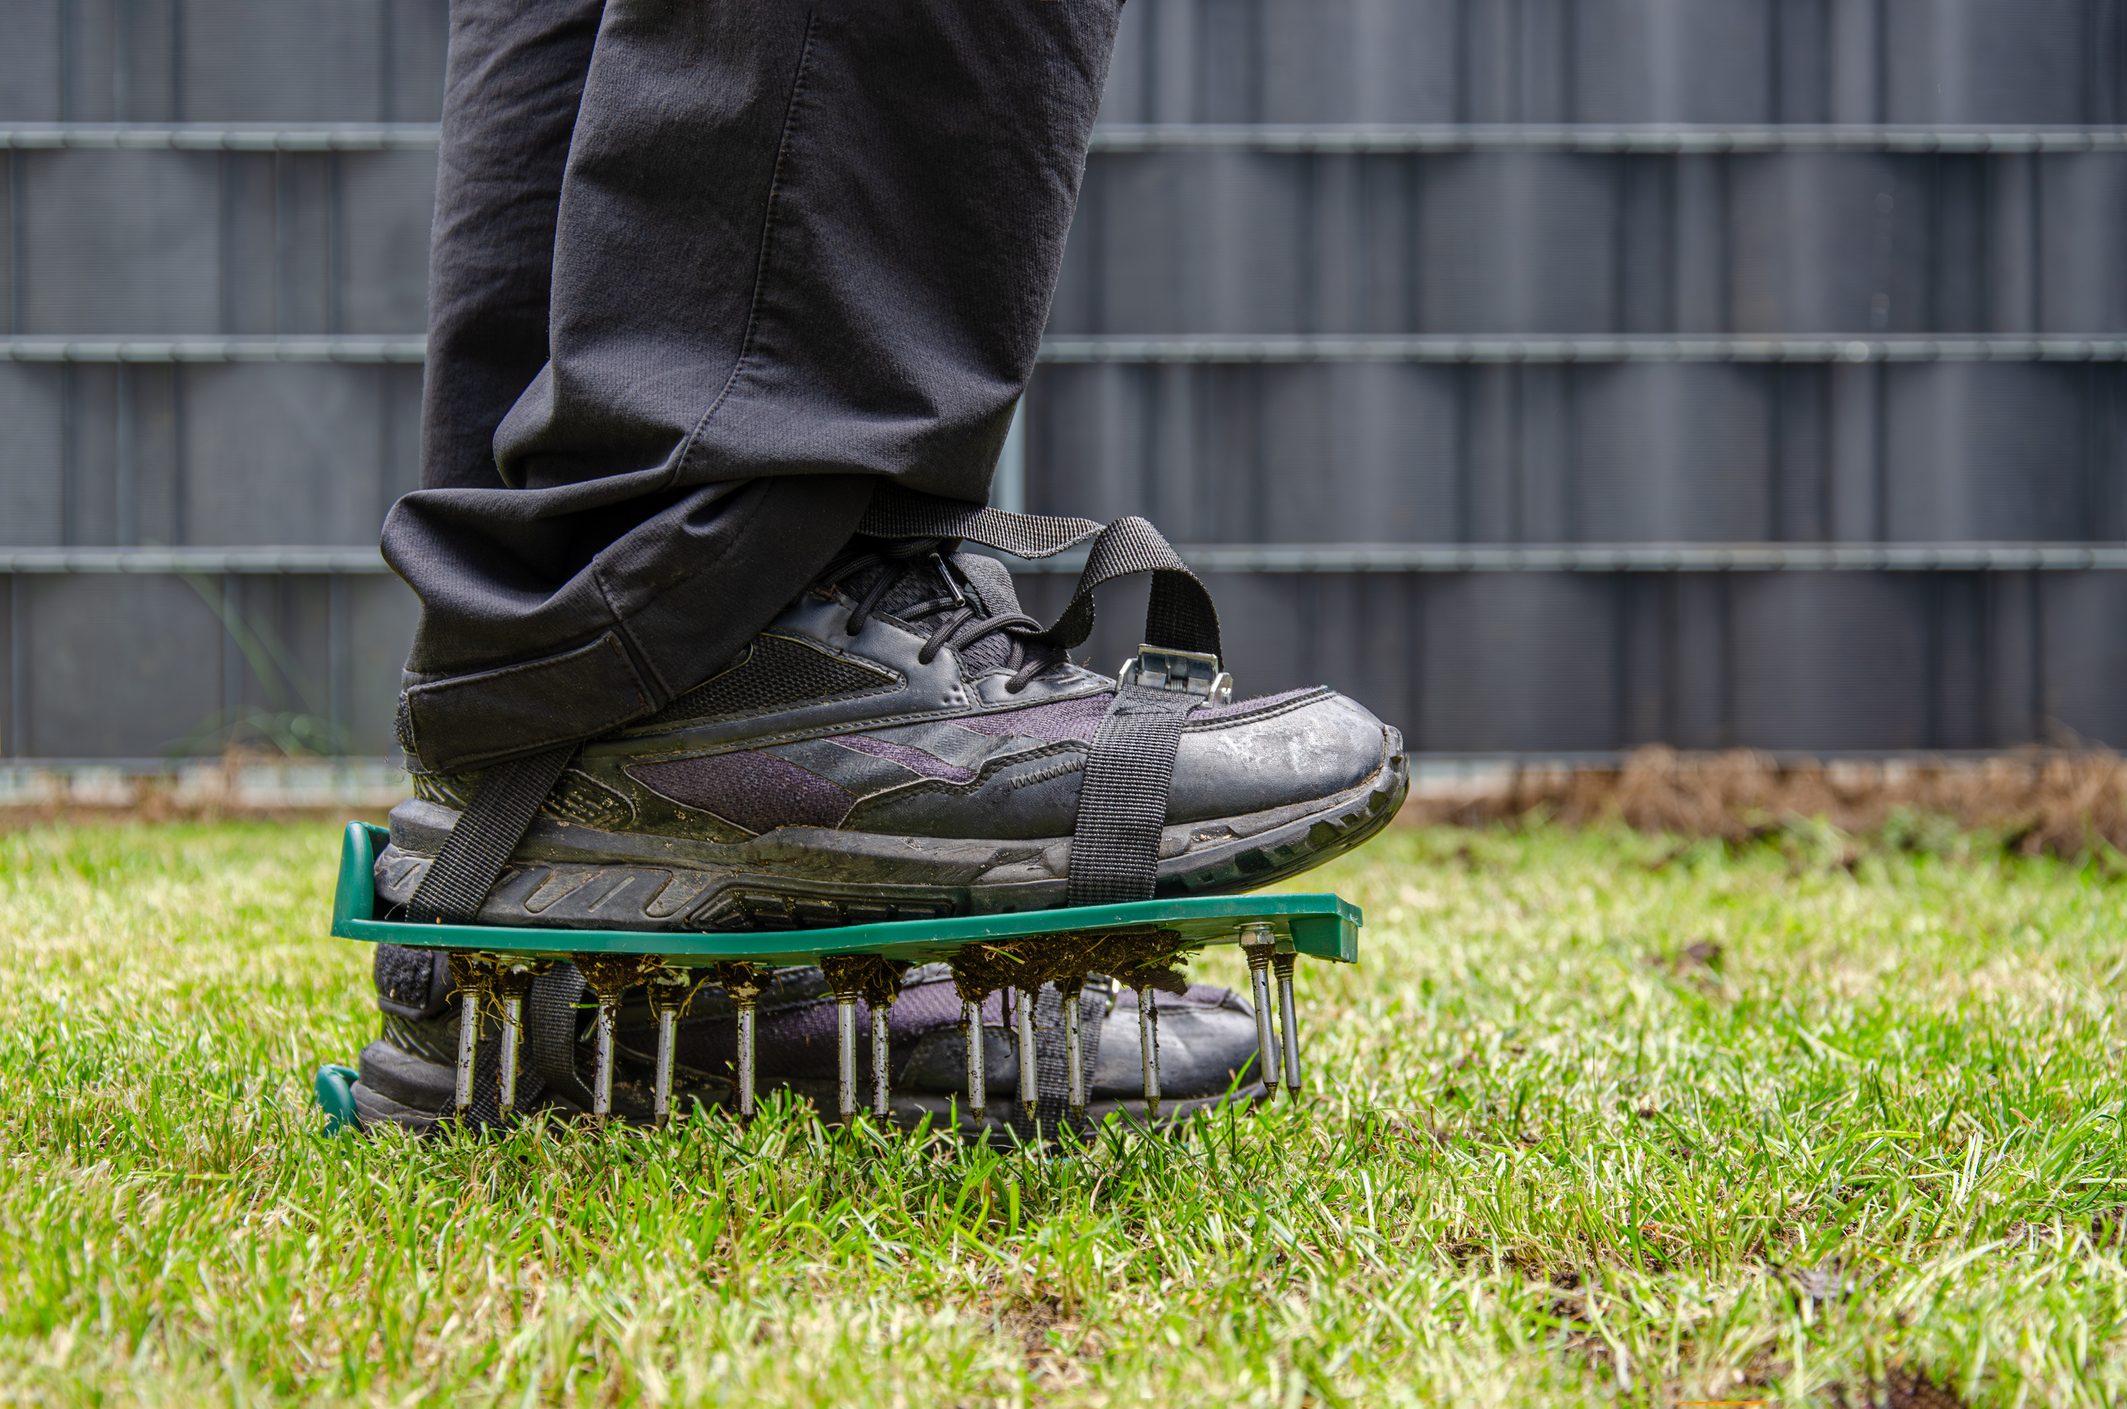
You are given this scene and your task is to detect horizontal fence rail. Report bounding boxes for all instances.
[10,544,2127,576]
[7,123,2127,154]
[10,336,2127,366]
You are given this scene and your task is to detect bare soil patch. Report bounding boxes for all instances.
[1406,747,2127,859]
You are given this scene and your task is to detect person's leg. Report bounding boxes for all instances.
[383,0,1127,775]
[417,0,597,496]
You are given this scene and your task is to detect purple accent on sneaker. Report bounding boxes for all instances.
[827,734,976,782]
[1188,688,1322,722]
[628,752,855,834]
[949,694,1113,743]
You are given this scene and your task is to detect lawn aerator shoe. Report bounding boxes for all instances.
[315,493,1394,1137]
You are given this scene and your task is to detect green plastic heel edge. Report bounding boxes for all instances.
[314,1063,360,1136]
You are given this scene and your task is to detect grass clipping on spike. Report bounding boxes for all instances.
[947,927,1193,1003]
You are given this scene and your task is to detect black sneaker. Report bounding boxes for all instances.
[350,952,1268,1133]
[377,541,1408,930]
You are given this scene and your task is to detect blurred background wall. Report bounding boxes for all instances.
[1,0,2123,768]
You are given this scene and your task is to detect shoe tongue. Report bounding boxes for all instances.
[836,545,1032,677]
[944,552,1027,674]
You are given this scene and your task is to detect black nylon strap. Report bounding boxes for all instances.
[861,488,1222,909]
[465,999,505,1126]
[1048,514,1220,658]
[1075,980,1107,1104]
[525,963,593,1110]
[1003,980,1108,1139]
[860,492,1104,558]
[1064,685,1198,905]
[858,487,1221,657]
[405,744,576,924]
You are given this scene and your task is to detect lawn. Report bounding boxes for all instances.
[1,820,2122,1406]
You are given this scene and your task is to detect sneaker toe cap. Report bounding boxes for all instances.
[1169,688,1398,822]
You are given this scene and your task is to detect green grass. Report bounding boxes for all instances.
[1,821,2123,1407]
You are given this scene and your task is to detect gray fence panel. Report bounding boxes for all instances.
[1024,567,2127,755]
[1057,151,2127,336]
[1,2,64,122]
[1726,571,1934,750]
[1023,363,2127,545]
[2,571,415,759]
[0,0,448,123]
[2042,154,2127,333]
[13,146,2127,339]
[1883,363,2101,542]
[5,1,2117,126]
[182,365,408,546]
[16,150,221,334]
[1093,0,2122,126]
[2,0,2125,762]
[1572,0,1775,124]
[6,149,437,337]
[0,364,421,549]
[341,150,439,335]
[2040,570,2127,744]
[0,365,63,546]
[1884,0,2122,125]
[13,573,224,757]
[176,0,390,123]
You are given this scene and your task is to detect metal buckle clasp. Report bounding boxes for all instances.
[1118,644,1234,705]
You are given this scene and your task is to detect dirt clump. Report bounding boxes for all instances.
[1831,1367,1972,1409]
[1406,747,2127,859]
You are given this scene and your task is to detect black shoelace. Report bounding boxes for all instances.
[818,542,1067,694]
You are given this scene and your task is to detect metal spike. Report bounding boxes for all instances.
[1273,950,1303,1095]
[645,969,695,1126]
[491,961,547,1120]
[711,964,763,1122]
[653,1004,678,1121]
[497,989,524,1114]
[1239,923,1281,1094]
[574,957,646,1126]
[1015,987,1039,1119]
[454,987,481,1119]
[963,997,988,1123]
[496,976,526,1117]
[591,994,618,1120]
[1136,986,1161,1120]
[735,990,758,1119]
[871,999,893,1121]
[1060,980,1087,1123]
[835,993,859,1122]
[449,955,493,1122]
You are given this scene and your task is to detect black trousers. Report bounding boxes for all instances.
[380,0,1123,773]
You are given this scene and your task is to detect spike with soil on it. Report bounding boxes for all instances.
[446,952,498,1122]
[491,960,549,1118]
[644,966,704,1125]
[575,954,658,1123]
[712,962,765,1120]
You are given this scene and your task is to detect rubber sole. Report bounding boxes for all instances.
[349,1042,1263,1138]
[374,732,1408,933]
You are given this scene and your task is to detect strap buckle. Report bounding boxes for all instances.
[1118,645,1234,705]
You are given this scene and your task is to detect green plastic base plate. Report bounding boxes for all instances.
[330,822,1361,967]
